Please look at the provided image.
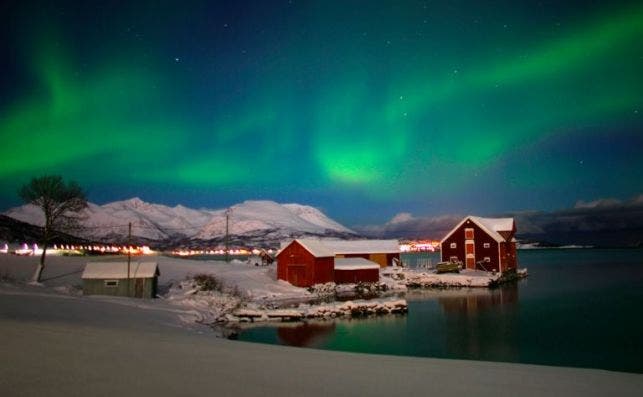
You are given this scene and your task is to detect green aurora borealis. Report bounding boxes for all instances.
[1,1,642,224]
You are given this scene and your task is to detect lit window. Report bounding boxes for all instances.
[450,242,457,249]
[483,243,490,248]
[465,228,474,239]
[484,257,491,262]
[104,280,119,287]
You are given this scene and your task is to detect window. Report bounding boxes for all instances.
[450,256,458,262]
[483,243,490,248]
[484,257,491,262]
[450,242,457,249]
[104,280,119,287]
[465,228,474,239]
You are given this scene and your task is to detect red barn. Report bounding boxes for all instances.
[276,240,335,287]
[324,240,400,268]
[277,239,399,287]
[440,216,517,273]
[333,257,380,284]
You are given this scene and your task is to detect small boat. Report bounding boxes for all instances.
[435,260,462,274]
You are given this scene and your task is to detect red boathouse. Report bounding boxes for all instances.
[276,240,335,287]
[277,239,399,287]
[440,216,517,273]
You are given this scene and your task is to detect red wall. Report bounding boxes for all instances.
[334,268,380,284]
[499,241,517,272]
[441,218,501,272]
[276,241,334,287]
[341,253,399,267]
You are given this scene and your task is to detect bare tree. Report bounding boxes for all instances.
[19,175,87,283]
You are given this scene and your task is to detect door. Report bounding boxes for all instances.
[134,278,144,298]
[465,241,475,269]
[287,265,306,287]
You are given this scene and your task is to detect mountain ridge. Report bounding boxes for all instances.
[3,198,357,247]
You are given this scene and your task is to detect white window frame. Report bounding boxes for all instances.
[450,242,457,249]
[483,243,490,249]
[483,257,491,262]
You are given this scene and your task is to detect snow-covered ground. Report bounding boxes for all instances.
[0,254,408,329]
[1,279,641,396]
[1,254,641,395]
[381,266,521,288]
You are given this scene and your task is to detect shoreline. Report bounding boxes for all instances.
[1,288,642,396]
[2,254,643,393]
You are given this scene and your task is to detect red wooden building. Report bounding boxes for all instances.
[276,239,399,287]
[276,240,335,287]
[440,216,517,273]
[334,258,380,284]
[325,240,400,268]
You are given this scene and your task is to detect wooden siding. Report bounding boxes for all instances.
[334,268,380,284]
[441,218,501,272]
[499,241,517,272]
[341,253,399,267]
[83,277,157,299]
[276,241,334,287]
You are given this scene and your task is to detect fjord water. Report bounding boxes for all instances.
[237,249,643,373]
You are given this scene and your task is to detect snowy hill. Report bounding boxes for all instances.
[3,198,357,246]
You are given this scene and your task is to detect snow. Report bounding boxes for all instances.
[4,198,356,242]
[442,216,514,244]
[0,257,636,395]
[324,239,400,254]
[381,267,503,288]
[280,238,400,258]
[81,261,159,279]
[282,203,354,233]
[286,238,335,257]
[334,257,380,270]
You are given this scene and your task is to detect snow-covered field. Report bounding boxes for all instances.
[0,254,408,328]
[1,253,642,396]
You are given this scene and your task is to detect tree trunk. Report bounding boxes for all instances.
[32,241,48,283]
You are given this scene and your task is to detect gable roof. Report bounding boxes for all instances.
[323,239,400,254]
[278,238,400,258]
[441,216,514,244]
[82,262,160,279]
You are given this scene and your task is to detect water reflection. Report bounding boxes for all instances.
[277,322,336,347]
[437,284,519,361]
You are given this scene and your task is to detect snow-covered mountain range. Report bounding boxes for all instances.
[3,198,357,246]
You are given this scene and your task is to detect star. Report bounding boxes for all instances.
[174,57,180,62]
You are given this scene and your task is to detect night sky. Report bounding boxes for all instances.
[1,0,641,226]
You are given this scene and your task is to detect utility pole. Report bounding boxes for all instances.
[225,208,231,263]
[127,222,131,296]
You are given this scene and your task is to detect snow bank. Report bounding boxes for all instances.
[381,267,505,288]
[225,298,408,323]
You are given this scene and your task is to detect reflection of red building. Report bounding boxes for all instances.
[277,322,336,347]
[440,216,517,273]
[438,284,519,361]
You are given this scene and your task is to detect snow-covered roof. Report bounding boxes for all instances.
[276,239,335,257]
[323,239,400,254]
[82,262,159,279]
[279,238,400,258]
[441,216,514,244]
[334,257,381,270]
